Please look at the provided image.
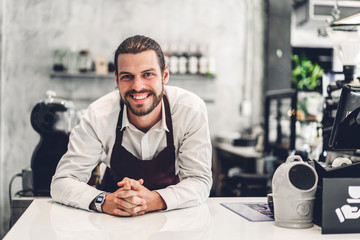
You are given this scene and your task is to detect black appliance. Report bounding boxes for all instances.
[328,85,360,150]
[313,84,360,227]
[30,91,77,196]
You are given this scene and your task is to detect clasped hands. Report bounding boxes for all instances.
[102,177,166,217]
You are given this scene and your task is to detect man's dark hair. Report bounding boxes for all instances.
[114,35,165,76]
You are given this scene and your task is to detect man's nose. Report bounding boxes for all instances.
[131,75,145,91]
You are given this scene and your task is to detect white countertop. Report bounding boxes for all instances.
[4,197,360,240]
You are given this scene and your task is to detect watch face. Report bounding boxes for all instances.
[95,195,105,204]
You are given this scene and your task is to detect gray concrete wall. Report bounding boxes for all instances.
[0,0,264,237]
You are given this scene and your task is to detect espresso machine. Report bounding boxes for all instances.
[312,13,360,229]
[322,13,360,153]
[30,91,78,196]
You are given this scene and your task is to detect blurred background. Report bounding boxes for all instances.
[1,0,360,237]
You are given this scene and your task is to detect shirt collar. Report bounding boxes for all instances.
[120,99,169,132]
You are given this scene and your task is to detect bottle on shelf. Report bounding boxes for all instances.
[67,46,78,73]
[188,43,199,75]
[78,50,92,73]
[52,49,68,72]
[198,56,208,75]
[198,44,208,75]
[207,56,217,76]
[161,42,170,67]
[169,43,179,74]
[178,42,188,74]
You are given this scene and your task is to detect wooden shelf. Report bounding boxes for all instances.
[50,72,114,79]
[50,72,215,80]
[170,74,215,81]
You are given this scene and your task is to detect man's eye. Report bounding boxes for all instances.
[121,75,132,80]
[144,72,153,77]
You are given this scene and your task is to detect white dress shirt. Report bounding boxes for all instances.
[51,86,212,211]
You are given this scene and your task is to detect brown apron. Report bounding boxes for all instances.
[99,95,179,192]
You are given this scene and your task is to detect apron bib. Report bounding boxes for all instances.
[99,95,179,192]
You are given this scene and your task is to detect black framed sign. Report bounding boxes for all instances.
[322,178,360,234]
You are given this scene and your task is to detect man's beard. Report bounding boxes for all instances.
[122,87,164,116]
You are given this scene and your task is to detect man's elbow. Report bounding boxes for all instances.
[198,174,212,201]
[50,175,61,201]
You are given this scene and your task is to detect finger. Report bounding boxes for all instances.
[117,178,144,187]
[117,177,130,187]
[123,195,146,206]
[115,190,145,202]
[124,181,131,190]
[116,192,146,206]
[113,208,132,217]
[123,204,147,215]
[113,197,139,209]
[138,210,146,215]
[126,179,143,190]
[115,189,137,199]
[132,210,146,216]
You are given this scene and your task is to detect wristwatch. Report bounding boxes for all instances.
[94,192,107,212]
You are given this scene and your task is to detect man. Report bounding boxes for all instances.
[51,35,212,216]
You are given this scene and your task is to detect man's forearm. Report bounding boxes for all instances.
[156,176,212,211]
[147,191,167,212]
[51,177,102,210]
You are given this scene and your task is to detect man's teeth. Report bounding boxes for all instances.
[133,95,147,100]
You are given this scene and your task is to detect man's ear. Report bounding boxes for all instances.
[114,71,119,84]
[162,65,169,85]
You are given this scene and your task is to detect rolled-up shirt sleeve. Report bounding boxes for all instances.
[156,99,212,210]
[50,106,105,210]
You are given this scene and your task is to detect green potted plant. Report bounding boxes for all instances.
[291,54,324,91]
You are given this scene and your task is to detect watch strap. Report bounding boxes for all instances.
[94,192,107,212]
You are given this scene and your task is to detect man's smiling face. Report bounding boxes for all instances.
[116,50,168,117]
